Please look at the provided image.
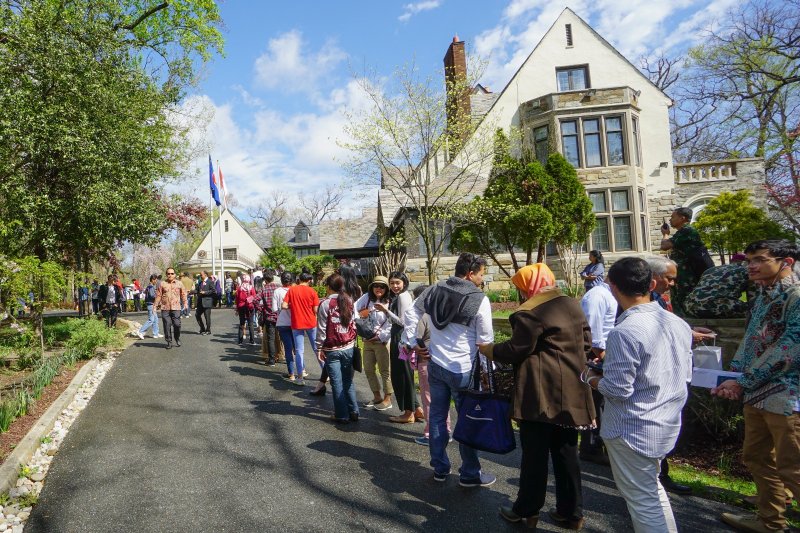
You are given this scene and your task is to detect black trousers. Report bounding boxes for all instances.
[514,420,583,520]
[102,306,118,328]
[389,325,418,412]
[133,296,141,312]
[196,306,211,333]
[238,308,253,343]
[92,299,99,314]
[580,388,605,454]
[161,310,181,343]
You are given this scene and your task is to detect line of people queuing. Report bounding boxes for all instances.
[264,238,797,533]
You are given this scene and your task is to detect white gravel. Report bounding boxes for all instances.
[0,351,121,531]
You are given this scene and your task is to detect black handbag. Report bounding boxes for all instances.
[352,344,363,373]
[689,246,715,278]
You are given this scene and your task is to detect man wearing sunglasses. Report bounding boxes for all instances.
[154,268,188,349]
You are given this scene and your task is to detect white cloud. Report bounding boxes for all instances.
[175,79,376,217]
[398,0,442,22]
[253,30,346,96]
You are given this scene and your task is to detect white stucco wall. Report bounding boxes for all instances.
[190,211,264,267]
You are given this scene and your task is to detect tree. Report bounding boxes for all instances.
[258,233,297,273]
[341,60,496,284]
[0,0,223,269]
[650,1,800,232]
[296,255,339,284]
[299,184,344,224]
[694,190,793,262]
[249,193,291,229]
[451,131,594,279]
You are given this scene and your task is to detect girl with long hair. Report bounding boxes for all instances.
[316,273,359,423]
[310,263,363,396]
[378,271,422,423]
[273,272,299,380]
[580,250,605,293]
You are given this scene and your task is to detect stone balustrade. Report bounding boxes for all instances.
[674,160,741,183]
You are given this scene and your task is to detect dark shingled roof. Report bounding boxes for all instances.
[319,208,379,251]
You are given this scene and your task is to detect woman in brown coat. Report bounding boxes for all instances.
[479,264,595,530]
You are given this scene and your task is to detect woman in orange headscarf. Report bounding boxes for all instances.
[478,264,595,529]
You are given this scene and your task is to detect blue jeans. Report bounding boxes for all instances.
[278,326,296,376]
[292,328,316,377]
[428,362,482,480]
[139,303,160,336]
[325,348,358,420]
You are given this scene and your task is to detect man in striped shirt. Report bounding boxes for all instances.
[587,257,692,533]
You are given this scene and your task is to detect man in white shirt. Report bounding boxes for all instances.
[587,257,692,533]
[404,253,495,487]
[579,282,617,465]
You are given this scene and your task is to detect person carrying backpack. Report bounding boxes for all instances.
[235,274,257,345]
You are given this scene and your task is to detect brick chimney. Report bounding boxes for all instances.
[443,36,471,147]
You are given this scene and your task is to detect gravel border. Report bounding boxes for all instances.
[0,352,121,532]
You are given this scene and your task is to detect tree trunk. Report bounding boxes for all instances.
[535,242,545,263]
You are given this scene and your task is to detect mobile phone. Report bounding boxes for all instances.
[586,360,604,373]
[416,339,426,349]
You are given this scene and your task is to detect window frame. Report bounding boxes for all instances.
[558,114,629,169]
[555,64,590,92]
[560,119,582,168]
[631,115,641,167]
[533,125,549,165]
[586,187,638,252]
[604,115,626,166]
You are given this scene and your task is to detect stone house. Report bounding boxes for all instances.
[377,8,766,287]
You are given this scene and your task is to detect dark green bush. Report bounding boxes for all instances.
[486,289,514,303]
[65,319,122,359]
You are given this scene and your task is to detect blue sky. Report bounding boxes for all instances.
[180,0,738,220]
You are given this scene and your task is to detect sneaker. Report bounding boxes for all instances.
[284,375,296,382]
[154,334,163,338]
[266,360,276,367]
[433,470,450,482]
[302,370,308,378]
[720,513,784,533]
[136,331,145,340]
[165,343,172,350]
[364,400,379,409]
[459,472,497,488]
[414,436,429,446]
[374,401,393,411]
[293,379,305,386]
[175,340,181,347]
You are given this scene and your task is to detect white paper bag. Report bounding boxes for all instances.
[693,343,722,370]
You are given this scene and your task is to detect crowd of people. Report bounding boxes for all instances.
[84,208,797,532]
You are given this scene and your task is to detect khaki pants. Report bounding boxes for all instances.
[363,340,392,396]
[742,404,800,530]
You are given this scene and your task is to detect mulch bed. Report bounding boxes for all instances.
[673,441,751,479]
[491,302,518,313]
[0,360,88,463]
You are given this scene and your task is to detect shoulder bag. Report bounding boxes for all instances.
[452,353,516,455]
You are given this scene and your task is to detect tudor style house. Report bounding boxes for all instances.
[377,8,766,285]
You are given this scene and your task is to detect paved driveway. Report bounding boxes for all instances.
[26,312,739,532]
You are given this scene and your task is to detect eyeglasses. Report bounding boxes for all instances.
[743,257,782,266]
[166,272,175,275]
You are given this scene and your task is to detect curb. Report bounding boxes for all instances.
[0,357,101,495]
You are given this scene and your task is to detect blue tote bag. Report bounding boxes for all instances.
[453,354,516,455]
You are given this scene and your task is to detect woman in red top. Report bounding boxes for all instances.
[282,272,319,386]
[234,274,257,345]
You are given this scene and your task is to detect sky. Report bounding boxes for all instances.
[179,0,739,221]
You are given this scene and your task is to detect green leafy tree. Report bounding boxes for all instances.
[0,0,223,269]
[695,190,793,262]
[0,255,67,351]
[259,233,297,273]
[452,131,594,277]
[297,255,339,284]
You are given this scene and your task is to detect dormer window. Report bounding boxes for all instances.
[295,225,309,243]
[556,65,589,92]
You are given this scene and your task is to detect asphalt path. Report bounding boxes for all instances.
[27,310,740,532]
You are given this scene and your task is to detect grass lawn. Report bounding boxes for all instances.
[492,310,513,319]
[669,464,799,528]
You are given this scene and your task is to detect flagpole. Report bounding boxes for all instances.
[217,160,225,284]
[209,195,216,277]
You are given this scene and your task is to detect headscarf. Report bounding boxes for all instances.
[511,263,556,299]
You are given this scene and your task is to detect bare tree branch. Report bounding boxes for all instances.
[299,184,344,224]
[249,193,289,229]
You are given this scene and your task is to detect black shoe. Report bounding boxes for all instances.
[199,329,206,334]
[175,340,181,347]
[165,343,172,350]
[660,476,692,495]
[548,508,586,530]
[309,385,327,396]
[349,412,359,422]
[499,506,538,528]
